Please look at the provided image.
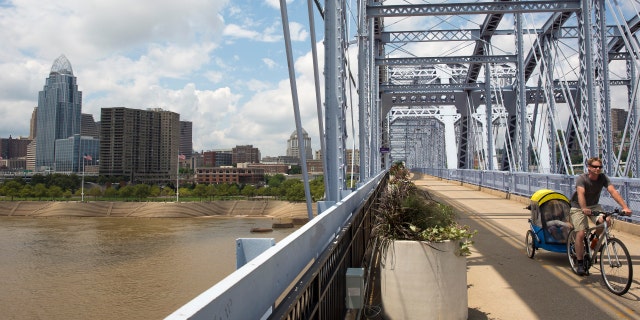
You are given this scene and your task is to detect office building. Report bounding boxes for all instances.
[54,134,99,173]
[611,108,628,134]
[195,167,265,185]
[81,114,100,138]
[232,145,260,164]
[203,150,232,167]
[261,155,300,165]
[286,128,312,161]
[29,107,37,139]
[35,55,82,172]
[180,121,193,159]
[0,136,31,160]
[100,107,180,184]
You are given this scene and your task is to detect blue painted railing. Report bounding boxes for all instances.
[418,168,640,224]
[166,171,386,319]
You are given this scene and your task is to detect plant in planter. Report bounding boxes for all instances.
[373,162,475,256]
[372,162,475,320]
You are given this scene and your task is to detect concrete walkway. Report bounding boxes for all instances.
[414,175,640,320]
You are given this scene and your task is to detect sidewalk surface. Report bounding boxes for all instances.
[414,174,640,320]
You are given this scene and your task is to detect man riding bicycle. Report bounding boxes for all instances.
[569,157,632,276]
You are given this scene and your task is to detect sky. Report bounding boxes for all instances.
[0,0,331,157]
[1,0,638,160]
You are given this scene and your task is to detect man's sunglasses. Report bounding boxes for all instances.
[590,165,603,169]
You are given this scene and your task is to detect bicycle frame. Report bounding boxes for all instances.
[584,213,612,266]
[567,210,634,295]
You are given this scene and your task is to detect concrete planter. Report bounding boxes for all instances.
[380,240,468,320]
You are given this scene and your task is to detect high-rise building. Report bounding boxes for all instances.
[286,128,312,162]
[180,121,193,158]
[99,107,180,184]
[611,108,628,134]
[29,107,37,139]
[232,145,260,164]
[35,55,82,172]
[81,114,100,138]
[54,134,99,173]
[0,136,31,160]
[203,150,232,167]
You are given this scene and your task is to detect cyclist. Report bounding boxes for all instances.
[569,157,632,276]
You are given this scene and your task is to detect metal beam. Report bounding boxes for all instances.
[377,55,516,66]
[367,1,580,17]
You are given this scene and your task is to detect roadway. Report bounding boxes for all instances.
[414,174,640,320]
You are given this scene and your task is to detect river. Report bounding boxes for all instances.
[0,217,296,319]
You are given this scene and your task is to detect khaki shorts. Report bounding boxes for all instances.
[569,205,603,231]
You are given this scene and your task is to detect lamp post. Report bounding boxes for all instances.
[176,160,179,202]
[81,158,85,202]
[81,154,91,202]
[177,154,185,202]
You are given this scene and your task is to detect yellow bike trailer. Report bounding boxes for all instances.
[525,189,571,258]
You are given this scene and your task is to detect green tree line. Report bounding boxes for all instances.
[0,173,325,202]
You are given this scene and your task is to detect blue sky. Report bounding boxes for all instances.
[0,0,326,157]
[2,0,637,159]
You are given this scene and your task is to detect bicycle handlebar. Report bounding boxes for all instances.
[591,209,633,219]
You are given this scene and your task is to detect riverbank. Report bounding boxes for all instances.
[0,200,313,223]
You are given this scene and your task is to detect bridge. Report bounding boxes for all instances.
[167,1,640,319]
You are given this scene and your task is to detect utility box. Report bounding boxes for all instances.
[346,268,365,309]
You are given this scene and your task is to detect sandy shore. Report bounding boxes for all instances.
[0,200,313,223]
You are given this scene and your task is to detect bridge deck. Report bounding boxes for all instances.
[411,174,640,319]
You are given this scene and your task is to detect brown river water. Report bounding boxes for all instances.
[0,217,296,319]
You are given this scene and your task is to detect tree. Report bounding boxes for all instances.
[242,185,257,198]
[118,185,134,199]
[161,186,171,197]
[88,186,103,199]
[33,183,49,200]
[20,185,33,199]
[310,176,325,201]
[217,184,230,198]
[149,185,161,197]
[288,165,301,175]
[133,184,151,200]
[193,184,208,200]
[206,184,216,201]
[49,186,63,199]
[227,184,240,196]
[178,187,191,198]
[2,180,23,200]
[282,179,304,201]
[266,174,286,188]
[104,187,118,199]
[285,180,305,201]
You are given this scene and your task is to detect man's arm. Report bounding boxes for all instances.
[606,185,632,216]
[576,186,591,215]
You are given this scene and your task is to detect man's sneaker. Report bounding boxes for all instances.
[576,263,585,276]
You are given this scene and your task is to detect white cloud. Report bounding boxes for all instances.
[288,22,309,42]
[223,23,282,42]
[265,0,294,10]
[262,58,277,69]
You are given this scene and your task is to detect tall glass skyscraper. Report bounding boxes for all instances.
[35,55,82,171]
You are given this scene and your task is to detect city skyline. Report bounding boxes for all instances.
[0,0,333,158]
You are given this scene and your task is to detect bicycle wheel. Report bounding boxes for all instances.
[599,238,633,295]
[525,230,536,258]
[566,229,579,273]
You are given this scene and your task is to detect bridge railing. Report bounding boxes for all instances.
[419,168,640,224]
[166,171,387,320]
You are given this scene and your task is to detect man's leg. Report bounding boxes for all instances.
[570,207,588,275]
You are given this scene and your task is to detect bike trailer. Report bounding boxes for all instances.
[528,189,571,249]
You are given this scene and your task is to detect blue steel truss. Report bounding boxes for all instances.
[324,0,640,203]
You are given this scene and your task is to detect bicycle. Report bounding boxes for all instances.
[566,209,633,295]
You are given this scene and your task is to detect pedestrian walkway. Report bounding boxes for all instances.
[414,174,640,320]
